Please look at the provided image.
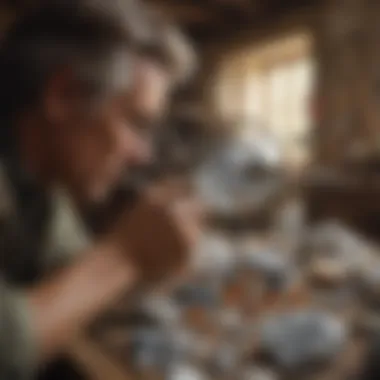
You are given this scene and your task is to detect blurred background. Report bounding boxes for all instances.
[4,0,380,379]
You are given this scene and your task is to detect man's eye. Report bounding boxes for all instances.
[123,118,151,143]
[131,115,158,136]
[124,111,145,130]
[135,117,151,131]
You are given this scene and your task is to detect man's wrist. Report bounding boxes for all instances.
[96,237,141,280]
[28,241,139,357]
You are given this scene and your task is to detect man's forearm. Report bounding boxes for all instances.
[28,242,137,360]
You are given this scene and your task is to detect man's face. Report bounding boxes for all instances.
[48,61,171,203]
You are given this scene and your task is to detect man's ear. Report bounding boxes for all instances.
[42,67,82,125]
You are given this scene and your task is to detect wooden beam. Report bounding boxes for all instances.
[197,0,319,45]
[145,1,217,24]
[0,7,16,33]
[212,0,255,11]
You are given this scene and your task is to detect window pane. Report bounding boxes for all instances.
[213,32,314,167]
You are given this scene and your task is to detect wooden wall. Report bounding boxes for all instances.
[312,0,380,165]
[196,4,320,127]
[195,0,380,168]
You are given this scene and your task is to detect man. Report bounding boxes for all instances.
[0,0,198,379]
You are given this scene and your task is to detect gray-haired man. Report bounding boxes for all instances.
[0,1,198,378]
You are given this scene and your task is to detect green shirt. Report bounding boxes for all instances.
[0,155,90,379]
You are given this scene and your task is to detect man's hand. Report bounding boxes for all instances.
[28,182,202,359]
[106,184,202,283]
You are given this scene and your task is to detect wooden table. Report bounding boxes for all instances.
[69,335,132,380]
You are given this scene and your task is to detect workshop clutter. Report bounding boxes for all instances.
[93,219,380,379]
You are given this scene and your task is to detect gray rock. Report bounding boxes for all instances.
[194,132,283,214]
[174,284,221,309]
[167,363,209,380]
[242,366,278,380]
[258,310,347,369]
[239,249,295,291]
[130,328,195,371]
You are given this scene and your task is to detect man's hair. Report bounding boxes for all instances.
[139,7,197,85]
[0,0,195,126]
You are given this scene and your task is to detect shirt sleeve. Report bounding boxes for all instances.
[0,165,36,379]
[0,281,36,380]
[0,190,91,380]
[42,187,91,271]
[0,175,90,379]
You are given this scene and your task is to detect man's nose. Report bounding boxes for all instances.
[122,133,153,166]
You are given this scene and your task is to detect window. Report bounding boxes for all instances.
[213,32,315,170]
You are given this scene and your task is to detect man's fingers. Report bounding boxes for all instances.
[170,197,204,246]
[145,178,194,205]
